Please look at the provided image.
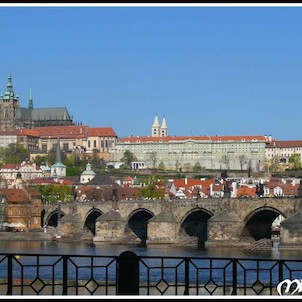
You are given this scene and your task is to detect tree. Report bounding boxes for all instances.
[158,161,165,171]
[193,162,202,172]
[288,153,302,171]
[37,184,72,203]
[239,155,247,171]
[221,155,230,170]
[33,155,45,166]
[4,143,28,164]
[120,150,137,169]
[149,151,157,171]
[265,157,283,173]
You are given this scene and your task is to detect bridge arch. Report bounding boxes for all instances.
[180,208,214,245]
[45,209,66,227]
[241,206,286,241]
[83,208,104,235]
[126,208,155,245]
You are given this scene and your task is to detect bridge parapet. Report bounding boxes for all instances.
[41,197,302,248]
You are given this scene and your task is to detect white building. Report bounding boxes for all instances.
[110,115,270,171]
[0,161,43,180]
[266,140,302,164]
[80,163,96,184]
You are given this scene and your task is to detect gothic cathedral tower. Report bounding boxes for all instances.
[152,114,168,137]
[0,74,20,130]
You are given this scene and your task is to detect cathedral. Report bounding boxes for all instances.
[0,74,74,131]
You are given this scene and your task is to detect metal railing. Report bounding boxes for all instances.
[0,251,301,295]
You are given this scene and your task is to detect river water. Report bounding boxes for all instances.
[0,239,301,260]
[0,240,302,296]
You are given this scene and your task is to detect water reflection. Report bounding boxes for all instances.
[0,240,301,260]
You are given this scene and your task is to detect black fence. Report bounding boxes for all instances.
[0,251,301,296]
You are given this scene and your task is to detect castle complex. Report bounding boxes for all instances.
[0,73,300,173]
[0,74,74,131]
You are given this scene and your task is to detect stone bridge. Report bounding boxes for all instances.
[42,197,302,249]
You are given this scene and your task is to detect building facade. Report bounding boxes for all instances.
[0,186,42,230]
[110,115,270,171]
[32,125,117,155]
[266,140,302,164]
[0,162,43,180]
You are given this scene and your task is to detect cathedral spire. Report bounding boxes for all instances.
[28,87,33,110]
[4,73,15,99]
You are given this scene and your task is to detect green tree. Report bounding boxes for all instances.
[193,162,202,172]
[0,147,6,164]
[158,161,165,171]
[288,153,302,171]
[4,143,28,164]
[120,150,137,169]
[33,155,45,166]
[37,184,72,203]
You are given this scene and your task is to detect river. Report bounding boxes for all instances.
[0,240,302,260]
[0,240,302,296]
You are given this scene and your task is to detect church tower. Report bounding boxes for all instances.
[0,73,20,130]
[152,114,161,137]
[160,115,168,137]
[51,138,66,178]
[151,114,168,137]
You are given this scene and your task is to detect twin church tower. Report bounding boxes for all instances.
[152,114,168,137]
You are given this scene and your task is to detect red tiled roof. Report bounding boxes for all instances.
[0,189,28,202]
[266,141,302,148]
[32,125,117,139]
[32,125,89,139]
[16,129,40,137]
[119,135,267,144]
[87,127,117,137]
[28,178,57,185]
[237,186,256,197]
[0,130,18,136]
[0,163,21,169]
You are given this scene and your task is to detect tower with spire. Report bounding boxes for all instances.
[152,114,168,137]
[0,72,75,131]
[51,138,66,179]
[0,73,20,130]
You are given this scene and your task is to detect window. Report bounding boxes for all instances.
[63,143,69,151]
[94,140,96,148]
[42,144,47,152]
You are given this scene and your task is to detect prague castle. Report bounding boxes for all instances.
[0,73,74,131]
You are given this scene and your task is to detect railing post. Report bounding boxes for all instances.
[7,255,13,295]
[231,259,237,295]
[117,251,139,295]
[62,256,68,295]
[184,258,189,295]
[278,260,283,283]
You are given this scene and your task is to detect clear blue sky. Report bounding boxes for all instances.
[0,4,301,140]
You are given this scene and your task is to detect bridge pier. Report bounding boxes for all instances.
[146,212,178,245]
[279,211,302,250]
[205,209,250,248]
[93,209,128,243]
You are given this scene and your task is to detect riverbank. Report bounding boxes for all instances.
[0,231,53,241]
